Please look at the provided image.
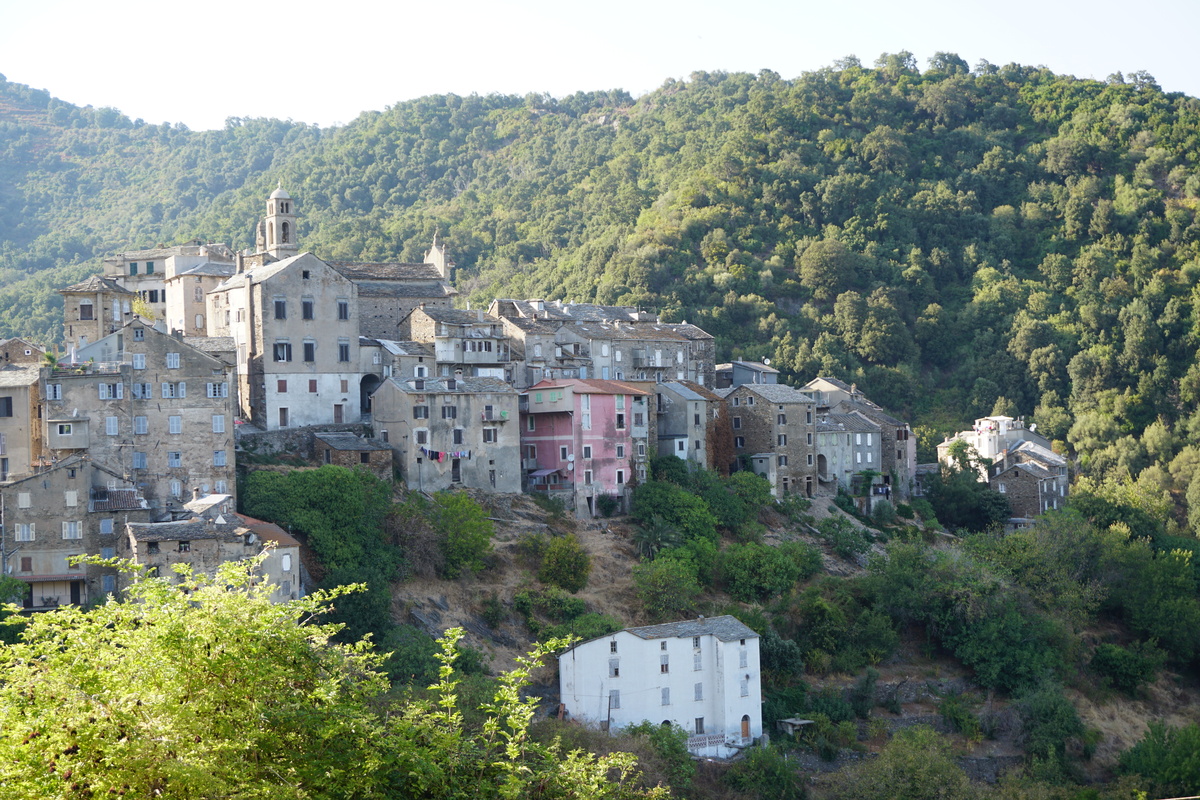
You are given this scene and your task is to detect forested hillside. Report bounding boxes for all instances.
[4,54,1200,520]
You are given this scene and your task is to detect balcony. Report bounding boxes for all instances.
[480,409,510,422]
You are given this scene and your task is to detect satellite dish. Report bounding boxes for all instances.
[567,454,575,461]
[762,358,771,366]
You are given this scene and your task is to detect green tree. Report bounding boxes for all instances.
[632,556,702,621]
[429,490,495,578]
[538,534,591,593]
[820,725,974,800]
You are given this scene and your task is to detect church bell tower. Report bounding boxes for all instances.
[257,183,298,259]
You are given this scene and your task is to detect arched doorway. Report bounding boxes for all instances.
[360,374,382,415]
[741,714,750,739]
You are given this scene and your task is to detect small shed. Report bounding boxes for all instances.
[313,432,393,480]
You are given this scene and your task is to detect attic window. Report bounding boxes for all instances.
[302,270,310,280]
[179,541,191,553]
[147,542,160,554]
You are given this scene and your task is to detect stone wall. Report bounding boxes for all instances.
[236,423,373,458]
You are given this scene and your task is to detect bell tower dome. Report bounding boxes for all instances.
[259,183,298,258]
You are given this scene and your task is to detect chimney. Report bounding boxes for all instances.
[192,487,201,501]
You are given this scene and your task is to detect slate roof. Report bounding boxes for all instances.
[1012,440,1066,466]
[128,519,230,542]
[314,432,392,451]
[819,412,880,433]
[61,275,135,295]
[389,376,516,394]
[326,261,444,282]
[0,364,41,387]
[735,383,816,404]
[412,307,502,326]
[810,376,853,391]
[660,380,722,403]
[185,336,235,354]
[215,252,315,290]
[997,462,1055,480]
[369,339,434,358]
[527,378,650,396]
[493,299,650,322]
[835,398,906,429]
[90,488,148,512]
[566,321,692,343]
[356,281,455,298]
[716,360,779,374]
[626,615,759,642]
[172,262,235,278]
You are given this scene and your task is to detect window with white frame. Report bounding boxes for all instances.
[168,452,182,468]
[212,415,225,433]
[14,523,33,541]
[18,492,30,508]
[660,655,669,673]
[213,450,227,467]
[483,428,498,443]
[62,521,82,540]
[166,352,180,369]
[106,416,119,436]
[582,445,592,459]
[616,444,625,459]
[734,436,745,448]
[609,690,620,710]
[133,416,148,435]
[65,490,77,507]
[168,416,182,434]
[215,480,227,493]
[170,480,182,497]
[99,518,113,535]
[47,383,62,400]
[206,382,228,398]
[661,688,670,705]
[616,469,625,485]
[133,452,147,469]
[694,683,703,701]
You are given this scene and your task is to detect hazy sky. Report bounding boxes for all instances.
[3,0,1197,131]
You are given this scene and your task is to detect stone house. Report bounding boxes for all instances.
[124,517,254,587]
[815,411,884,496]
[520,378,650,517]
[397,306,515,381]
[938,415,1054,480]
[0,457,151,609]
[654,380,725,471]
[715,359,779,389]
[495,315,586,389]
[164,261,235,337]
[718,383,817,497]
[208,251,363,430]
[0,364,43,481]
[558,616,762,759]
[236,513,303,603]
[0,338,46,366]
[100,241,237,325]
[326,256,456,339]
[313,431,393,481]
[803,377,916,498]
[370,375,521,493]
[557,321,716,388]
[59,275,136,350]
[58,320,236,511]
[988,440,1069,523]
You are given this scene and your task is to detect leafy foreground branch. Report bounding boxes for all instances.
[0,560,665,800]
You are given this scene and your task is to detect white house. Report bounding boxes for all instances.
[558,616,762,758]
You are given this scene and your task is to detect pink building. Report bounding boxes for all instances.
[520,379,650,518]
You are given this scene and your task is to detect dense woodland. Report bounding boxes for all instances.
[3,56,1200,795]
[5,55,1200,524]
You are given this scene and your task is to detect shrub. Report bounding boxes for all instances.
[626,722,695,792]
[632,557,702,621]
[1016,682,1083,762]
[816,516,870,561]
[848,668,879,719]
[632,516,682,559]
[938,692,982,742]
[1091,641,1165,694]
[1118,721,1200,797]
[908,497,938,525]
[727,470,774,510]
[631,481,719,542]
[723,744,807,799]
[541,612,623,642]
[895,502,914,519]
[872,500,897,526]
[429,491,494,578]
[480,593,505,629]
[761,629,805,676]
[819,725,972,800]
[719,542,803,602]
[528,491,567,518]
[596,494,620,517]
[538,534,591,592]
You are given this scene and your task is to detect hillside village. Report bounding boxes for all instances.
[0,187,1064,614]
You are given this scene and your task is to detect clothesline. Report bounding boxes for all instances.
[420,446,472,462]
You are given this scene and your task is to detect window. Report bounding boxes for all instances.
[660,655,669,674]
[694,683,704,701]
[168,416,182,434]
[147,543,159,555]
[132,353,146,370]
[179,541,191,553]
[676,440,685,452]
[309,380,318,393]
[661,688,670,706]
[145,261,155,274]
[998,483,1006,494]
[278,379,288,393]
[101,574,116,594]
[779,455,788,466]
[441,405,457,420]
[807,432,813,445]
[855,433,862,446]
[609,659,620,678]
[740,676,749,697]
[170,480,182,497]
[273,342,292,362]
[866,433,873,446]
[194,285,204,302]
[483,428,498,443]
[739,648,748,668]
[337,299,350,320]
[133,327,144,341]
[206,382,229,398]
[129,262,138,275]
[274,298,287,319]
[47,383,62,400]
[733,416,742,429]
[661,641,668,651]
[166,352,180,369]
[413,405,429,419]
[695,718,705,735]
[616,413,625,429]
[609,691,620,710]
[14,523,33,541]
[866,452,872,463]
[694,653,702,671]
[616,469,625,485]
[616,444,625,459]
[303,341,315,362]
[747,396,754,405]
[212,415,225,433]
[65,490,77,507]
[168,452,182,468]
[583,445,592,459]
[161,383,176,399]
[62,521,82,540]
[734,436,745,448]
[213,450,227,467]
[584,469,593,484]
[415,429,428,444]
[215,480,227,494]
[281,553,293,572]
[57,423,73,436]
[131,416,147,435]
[452,428,464,445]
[638,443,646,457]
[338,341,350,362]
[777,434,787,446]
[302,298,314,320]
[341,379,349,393]
[133,452,147,469]
[856,451,862,464]
[18,492,30,509]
